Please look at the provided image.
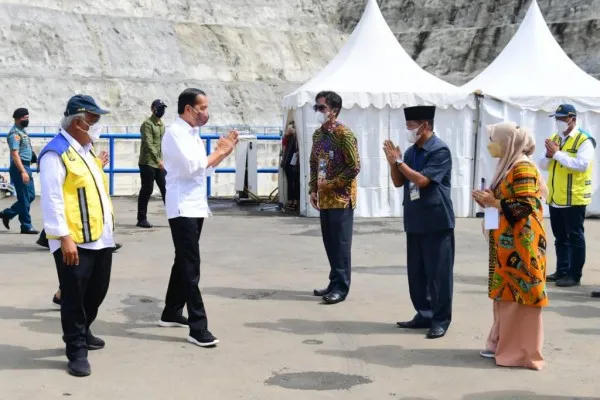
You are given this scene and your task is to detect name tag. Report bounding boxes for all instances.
[409,182,420,201]
[329,150,334,160]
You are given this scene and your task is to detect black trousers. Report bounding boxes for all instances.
[406,229,454,330]
[162,217,208,333]
[320,207,354,296]
[137,164,166,222]
[53,247,112,361]
[284,166,300,202]
[549,206,587,281]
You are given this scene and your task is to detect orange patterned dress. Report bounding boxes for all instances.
[489,161,548,307]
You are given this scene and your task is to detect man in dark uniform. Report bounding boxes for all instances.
[0,108,39,234]
[383,105,455,339]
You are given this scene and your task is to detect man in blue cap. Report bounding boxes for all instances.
[39,94,114,377]
[0,107,39,234]
[540,104,596,288]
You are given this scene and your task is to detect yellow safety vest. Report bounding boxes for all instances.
[547,128,595,206]
[39,134,113,243]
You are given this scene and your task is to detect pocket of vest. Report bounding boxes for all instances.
[77,187,93,243]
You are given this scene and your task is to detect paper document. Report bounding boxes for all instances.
[484,207,499,230]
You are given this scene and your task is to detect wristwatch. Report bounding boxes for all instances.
[394,158,404,168]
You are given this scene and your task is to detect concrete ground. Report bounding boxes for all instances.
[0,197,599,400]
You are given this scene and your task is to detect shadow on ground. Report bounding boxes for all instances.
[317,345,497,370]
[245,318,424,336]
[203,287,316,302]
[0,295,184,372]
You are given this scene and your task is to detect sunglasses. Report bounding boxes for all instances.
[313,104,328,112]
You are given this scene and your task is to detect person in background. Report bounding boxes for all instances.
[383,105,454,339]
[309,91,361,305]
[282,121,300,210]
[39,94,114,377]
[137,99,167,228]
[540,104,596,288]
[158,88,237,347]
[472,122,548,370]
[0,108,39,234]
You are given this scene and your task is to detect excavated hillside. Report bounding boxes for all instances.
[0,0,598,126]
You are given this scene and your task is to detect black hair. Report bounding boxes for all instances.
[178,88,207,115]
[315,91,342,117]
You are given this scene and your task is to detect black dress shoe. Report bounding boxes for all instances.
[36,237,49,249]
[20,228,39,235]
[591,291,600,298]
[547,272,567,282]
[397,316,431,329]
[67,358,91,377]
[136,220,153,228]
[322,292,345,304]
[556,276,581,288]
[426,326,447,339]
[86,331,105,350]
[0,212,9,230]
[313,288,331,297]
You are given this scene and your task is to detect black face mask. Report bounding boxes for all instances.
[154,108,166,119]
[20,120,29,128]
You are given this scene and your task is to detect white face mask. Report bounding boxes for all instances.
[556,120,569,134]
[316,111,329,125]
[407,124,423,143]
[84,122,103,142]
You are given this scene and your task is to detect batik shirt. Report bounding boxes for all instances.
[308,122,360,209]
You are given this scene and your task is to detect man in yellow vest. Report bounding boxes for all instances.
[39,95,113,377]
[540,104,596,288]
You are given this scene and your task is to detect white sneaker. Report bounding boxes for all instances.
[187,331,219,347]
[479,349,495,359]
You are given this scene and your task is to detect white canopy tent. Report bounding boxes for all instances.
[281,0,475,218]
[464,0,600,215]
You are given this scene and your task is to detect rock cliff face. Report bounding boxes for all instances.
[0,0,598,125]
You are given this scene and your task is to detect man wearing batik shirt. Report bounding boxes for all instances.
[309,91,361,305]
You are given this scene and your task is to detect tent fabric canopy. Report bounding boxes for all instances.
[462,0,600,112]
[282,0,473,111]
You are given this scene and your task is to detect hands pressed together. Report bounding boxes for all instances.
[382,140,402,165]
[472,189,496,208]
[545,139,559,158]
[216,130,239,157]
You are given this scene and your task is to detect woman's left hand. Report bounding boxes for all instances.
[472,189,496,207]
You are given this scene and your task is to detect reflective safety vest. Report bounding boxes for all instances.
[39,133,112,243]
[547,128,595,206]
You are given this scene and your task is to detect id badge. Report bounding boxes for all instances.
[329,150,334,160]
[409,182,420,201]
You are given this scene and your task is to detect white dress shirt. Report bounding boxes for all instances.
[162,117,214,219]
[40,130,115,253]
[539,125,596,208]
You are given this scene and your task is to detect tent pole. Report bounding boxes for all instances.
[470,93,484,217]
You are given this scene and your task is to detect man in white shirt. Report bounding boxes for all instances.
[539,104,596,288]
[158,88,238,347]
[39,95,113,377]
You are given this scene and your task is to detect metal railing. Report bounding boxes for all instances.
[0,129,281,197]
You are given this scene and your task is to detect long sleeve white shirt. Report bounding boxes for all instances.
[162,117,214,219]
[40,130,115,253]
[538,125,596,208]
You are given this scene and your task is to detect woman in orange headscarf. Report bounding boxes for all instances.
[472,122,548,371]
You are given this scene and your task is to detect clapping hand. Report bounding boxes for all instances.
[545,139,559,158]
[98,151,109,167]
[383,140,402,165]
[217,130,239,157]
